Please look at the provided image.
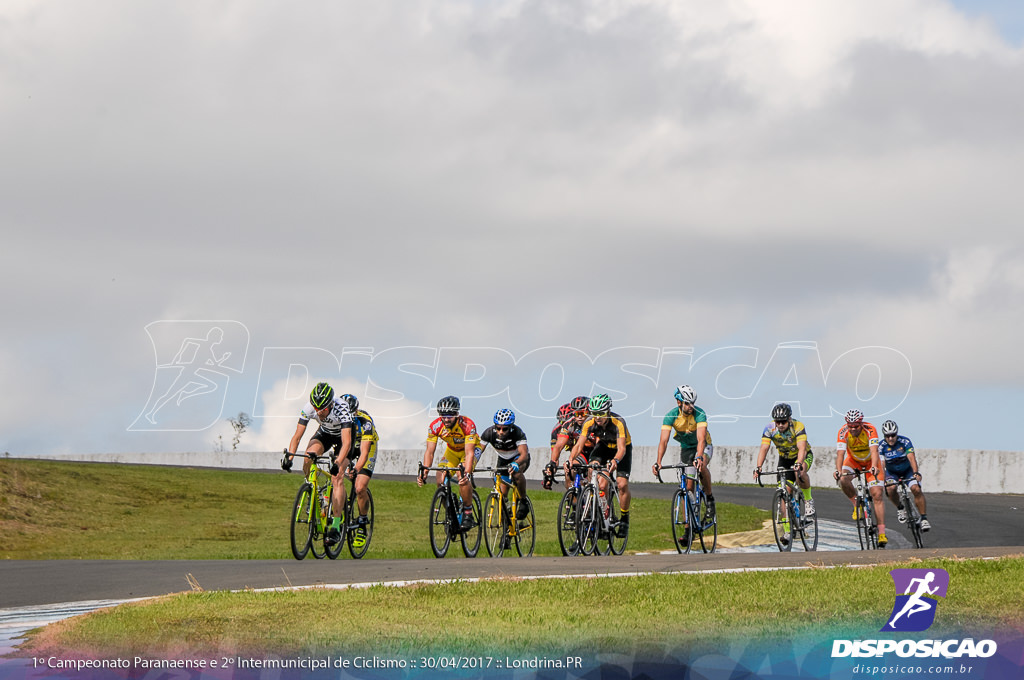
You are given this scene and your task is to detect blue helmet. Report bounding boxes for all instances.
[340,393,359,413]
[493,408,515,426]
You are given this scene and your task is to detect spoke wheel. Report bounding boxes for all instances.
[309,483,328,559]
[576,487,599,556]
[512,495,535,557]
[903,487,923,549]
[670,489,688,554]
[429,487,452,558]
[460,490,482,557]
[347,487,374,559]
[289,483,314,560]
[695,491,717,553]
[484,493,507,557]
[797,496,818,551]
[771,489,793,552]
[557,488,580,556]
[607,488,627,555]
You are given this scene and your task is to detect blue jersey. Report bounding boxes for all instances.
[878,434,915,467]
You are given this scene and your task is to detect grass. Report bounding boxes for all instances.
[19,556,1024,657]
[0,459,766,559]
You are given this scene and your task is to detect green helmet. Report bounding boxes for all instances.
[310,382,335,410]
[588,394,612,414]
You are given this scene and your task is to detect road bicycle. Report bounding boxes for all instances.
[545,462,587,556]
[284,450,345,560]
[576,461,628,556]
[656,463,717,554]
[339,461,375,559]
[419,463,482,558]
[479,465,535,557]
[756,467,817,552]
[885,476,924,549]
[840,469,879,550]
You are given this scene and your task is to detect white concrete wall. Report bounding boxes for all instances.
[13,446,1023,494]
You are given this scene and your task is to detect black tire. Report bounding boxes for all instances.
[771,489,793,553]
[797,496,818,552]
[854,497,870,550]
[309,482,329,559]
[557,488,580,556]
[461,490,482,558]
[696,490,717,553]
[576,486,599,556]
[484,493,507,557]
[289,483,315,560]
[347,487,374,559]
[429,486,452,558]
[903,486,924,549]
[512,495,535,557]
[325,495,345,560]
[607,488,627,555]
[670,489,687,554]
[684,491,700,554]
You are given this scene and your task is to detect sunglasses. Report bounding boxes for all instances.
[774,420,789,425]
[494,425,510,432]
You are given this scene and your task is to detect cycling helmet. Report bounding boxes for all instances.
[340,393,359,413]
[771,403,793,421]
[310,382,334,410]
[494,408,516,426]
[674,385,697,404]
[556,403,573,421]
[881,420,899,436]
[588,394,612,414]
[845,408,864,424]
[569,395,589,413]
[436,395,461,416]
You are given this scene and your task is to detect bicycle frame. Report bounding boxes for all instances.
[657,464,717,554]
[841,469,878,550]
[420,463,482,558]
[554,464,586,556]
[479,466,535,557]
[576,461,628,556]
[885,477,924,548]
[757,467,817,552]
[287,452,339,560]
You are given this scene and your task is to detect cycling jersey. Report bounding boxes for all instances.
[351,409,379,474]
[579,411,632,452]
[661,405,712,452]
[479,424,528,455]
[298,397,355,435]
[426,416,480,456]
[836,422,879,464]
[762,419,812,460]
[878,434,914,463]
[557,419,597,453]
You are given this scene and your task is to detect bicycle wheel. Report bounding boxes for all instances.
[695,490,717,553]
[289,483,315,560]
[460,490,482,557]
[512,495,535,557]
[484,493,507,557]
[606,488,627,555]
[902,486,923,549]
[347,487,374,559]
[309,482,329,559]
[429,487,452,558]
[771,489,793,553]
[797,496,818,552]
[576,486,599,556]
[854,497,870,550]
[670,489,687,554]
[863,500,879,550]
[325,495,345,560]
[557,488,580,556]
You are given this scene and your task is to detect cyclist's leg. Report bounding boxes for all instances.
[303,436,328,477]
[355,441,377,517]
[615,444,632,514]
[867,468,887,540]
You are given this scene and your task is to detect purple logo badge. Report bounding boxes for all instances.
[882,568,949,632]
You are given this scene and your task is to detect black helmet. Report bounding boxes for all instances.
[341,393,359,413]
[310,382,334,410]
[771,403,792,421]
[436,395,461,416]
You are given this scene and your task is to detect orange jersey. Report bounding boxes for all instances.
[426,416,480,454]
[836,422,879,464]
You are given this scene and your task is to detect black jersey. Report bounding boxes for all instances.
[479,424,528,454]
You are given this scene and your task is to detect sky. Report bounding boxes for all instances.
[2,0,1023,458]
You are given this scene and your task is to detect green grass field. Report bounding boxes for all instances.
[0,458,766,559]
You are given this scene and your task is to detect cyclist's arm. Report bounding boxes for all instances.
[422,440,438,469]
[612,435,626,464]
[694,423,708,468]
[906,449,921,477]
[550,434,569,463]
[755,439,771,469]
[287,420,308,458]
[654,427,671,469]
[835,435,846,477]
[515,443,529,467]
[869,443,882,474]
[353,436,371,473]
[795,438,809,468]
[568,424,588,464]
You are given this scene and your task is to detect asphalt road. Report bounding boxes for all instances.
[1,481,1021,609]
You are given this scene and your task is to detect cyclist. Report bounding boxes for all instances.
[653,385,717,521]
[417,395,481,529]
[545,395,594,490]
[833,409,888,547]
[569,394,632,537]
[340,394,379,548]
[754,403,816,515]
[281,382,356,545]
[879,419,930,532]
[478,408,531,520]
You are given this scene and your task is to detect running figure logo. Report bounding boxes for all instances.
[882,568,949,632]
[130,321,249,431]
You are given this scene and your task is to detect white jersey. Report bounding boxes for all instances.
[298,397,354,435]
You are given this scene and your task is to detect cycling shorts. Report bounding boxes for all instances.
[309,426,356,459]
[440,446,479,473]
[346,439,378,477]
[679,443,714,467]
[777,450,813,483]
[842,454,883,486]
[592,443,632,478]
[885,460,920,488]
